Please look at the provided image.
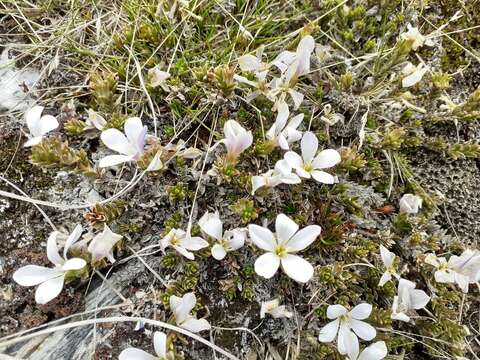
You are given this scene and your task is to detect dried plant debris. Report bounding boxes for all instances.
[0,1,479,359]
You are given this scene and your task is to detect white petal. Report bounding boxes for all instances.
[271,51,296,72]
[251,175,267,194]
[99,154,133,168]
[88,224,123,263]
[64,224,83,258]
[37,115,59,136]
[380,245,395,268]
[281,254,313,283]
[280,173,302,184]
[378,272,392,286]
[35,275,64,304]
[47,231,63,265]
[234,74,257,87]
[200,217,223,240]
[101,128,137,156]
[237,54,262,72]
[286,225,321,251]
[410,289,430,309]
[301,131,318,163]
[350,303,372,320]
[181,236,208,251]
[350,319,376,341]
[342,328,360,360]
[434,270,455,283]
[25,106,44,136]
[146,152,163,171]
[13,265,60,286]
[211,244,227,260]
[119,348,155,360]
[174,245,195,260]
[311,170,335,184]
[391,311,410,322]
[254,252,280,279]
[358,341,388,360]
[455,273,470,293]
[275,214,299,243]
[124,117,146,153]
[278,134,290,150]
[248,224,276,251]
[274,100,290,131]
[288,89,304,109]
[224,228,246,250]
[318,319,340,342]
[284,151,304,169]
[171,293,196,324]
[327,304,348,319]
[338,324,358,356]
[181,318,211,333]
[62,258,86,271]
[24,136,43,147]
[153,331,167,358]
[312,149,341,169]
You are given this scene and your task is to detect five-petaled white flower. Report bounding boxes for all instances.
[198,211,246,260]
[378,245,400,286]
[425,250,480,293]
[399,193,422,214]
[260,298,292,319]
[251,159,301,195]
[284,131,341,184]
[400,23,433,51]
[13,225,86,304]
[401,62,428,88]
[23,105,59,147]
[266,100,303,150]
[99,117,147,167]
[220,120,253,163]
[170,292,211,333]
[87,224,123,263]
[346,341,388,360]
[249,213,321,283]
[119,331,168,360]
[234,47,272,102]
[318,303,377,360]
[161,228,208,260]
[391,279,430,322]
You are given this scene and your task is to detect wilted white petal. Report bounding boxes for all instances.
[87,224,123,263]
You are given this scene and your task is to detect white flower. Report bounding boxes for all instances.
[119,331,167,360]
[400,23,432,51]
[23,105,59,147]
[401,62,428,88]
[269,35,315,109]
[391,279,430,322]
[284,131,341,184]
[318,303,377,360]
[87,224,123,263]
[13,225,86,304]
[346,341,388,360]
[266,100,303,150]
[86,109,107,130]
[378,245,399,286]
[148,66,170,91]
[248,213,321,283]
[260,298,293,319]
[198,211,246,260]
[399,193,422,214]
[439,95,459,113]
[320,104,344,126]
[425,250,480,293]
[251,159,301,195]
[221,120,253,163]
[169,292,211,332]
[234,47,272,102]
[160,228,208,260]
[99,117,147,167]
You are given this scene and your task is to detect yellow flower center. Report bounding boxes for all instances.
[275,245,287,258]
[303,162,314,172]
[171,235,179,246]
